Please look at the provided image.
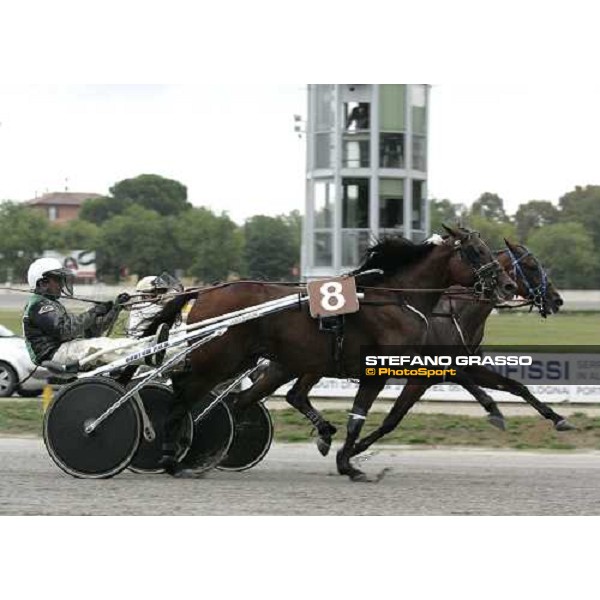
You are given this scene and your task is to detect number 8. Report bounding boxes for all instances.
[320,282,346,311]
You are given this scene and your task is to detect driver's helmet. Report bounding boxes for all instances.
[27,257,75,297]
[136,275,163,294]
[135,272,183,295]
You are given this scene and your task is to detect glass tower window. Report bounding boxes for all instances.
[380,133,404,168]
[342,231,371,268]
[342,178,369,228]
[343,137,369,168]
[345,102,370,131]
[412,180,425,230]
[314,232,333,267]
[412,135,426,171]
[314,181,334,228]
[411,84,427,135]
[315,85,334,131]
[313,180,334,267]
[315,133,331,169]
[379,178,404,231]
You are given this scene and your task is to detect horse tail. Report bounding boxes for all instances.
[142,290,198,337]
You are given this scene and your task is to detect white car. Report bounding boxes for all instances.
[0,324,48,397]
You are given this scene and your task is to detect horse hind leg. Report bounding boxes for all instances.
[286,374,337,456]
[232,361,295,409]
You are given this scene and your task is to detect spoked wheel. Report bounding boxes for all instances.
[217,401,273,472]
[128,383,194,474]
[43,377,141,479]
[178,393,234,474]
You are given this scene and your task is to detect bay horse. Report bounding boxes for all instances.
[148,225,516,480]
[241,238,569,462]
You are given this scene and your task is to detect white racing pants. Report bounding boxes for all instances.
[51,337,150,368]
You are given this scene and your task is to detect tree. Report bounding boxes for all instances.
[527,222,599,289]
[174,207,243,283]
[80,174,191,225]
[514,200,560,242]
[463,214,517,251]
[429,198,466,233]
[0,202,52,282]
[470,192,509,222]
[96,205,180,280]
[280,209,303,252]
[558,185,600,250]
[79,195,129,225]
[243,215,299,280]
[49,219,100,253]
[110,174,190,217]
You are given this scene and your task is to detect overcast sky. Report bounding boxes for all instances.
[1,84,599,224]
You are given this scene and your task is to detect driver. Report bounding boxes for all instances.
[22,258,152,369]
[127,273,184,339]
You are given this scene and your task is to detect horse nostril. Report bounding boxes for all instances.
[504,282,517,293]
[556,298,564,306]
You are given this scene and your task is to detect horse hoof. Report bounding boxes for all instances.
[316,437,331,456]
[350,471,369,483]
[487,415,506,431]
[555,418,576,432]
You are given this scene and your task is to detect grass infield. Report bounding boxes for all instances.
[3,400,600,451]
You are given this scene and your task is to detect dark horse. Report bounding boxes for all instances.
[239,238,570,460]
[147,225,516,480]
[350,238,573,458]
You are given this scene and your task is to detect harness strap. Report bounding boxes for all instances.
[403,303,429,329]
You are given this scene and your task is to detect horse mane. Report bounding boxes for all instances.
[353,235,439,277]
[140,290,198,337]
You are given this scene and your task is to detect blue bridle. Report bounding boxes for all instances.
[504,244,549,311]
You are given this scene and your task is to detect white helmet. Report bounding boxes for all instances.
[27,257,75,296]
[136,276,162,293]
[136,273,183,294]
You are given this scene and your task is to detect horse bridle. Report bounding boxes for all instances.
[453,232,506,300]
[504,244,550,315]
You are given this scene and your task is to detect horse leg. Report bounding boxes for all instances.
[464,365,576,431]
[337,378,386,482]
[286,374,337,456]
[449,370,506,430]
[233,361,295,409]
[351,382,430,457]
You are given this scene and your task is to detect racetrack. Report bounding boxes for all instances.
[2,438,600,515]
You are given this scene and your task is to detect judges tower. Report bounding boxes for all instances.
[301,84,429,278]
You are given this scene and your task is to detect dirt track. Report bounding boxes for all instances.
[2,438,600,515]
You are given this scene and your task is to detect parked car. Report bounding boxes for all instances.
[0,324,48,397]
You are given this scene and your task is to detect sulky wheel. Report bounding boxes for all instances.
[217,400,273,472]
[178,393,234,474]
[128,383,194,474]
[43,377,141,479]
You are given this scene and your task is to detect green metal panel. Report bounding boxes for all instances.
[380,85,406,131]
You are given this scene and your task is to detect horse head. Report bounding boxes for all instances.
[442,224,517,301]
[501,238,563,317]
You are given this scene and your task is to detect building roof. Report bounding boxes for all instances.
[27,192,102,207]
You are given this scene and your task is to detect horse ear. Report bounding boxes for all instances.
[504,237,518,252]
[442,223,461,238]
